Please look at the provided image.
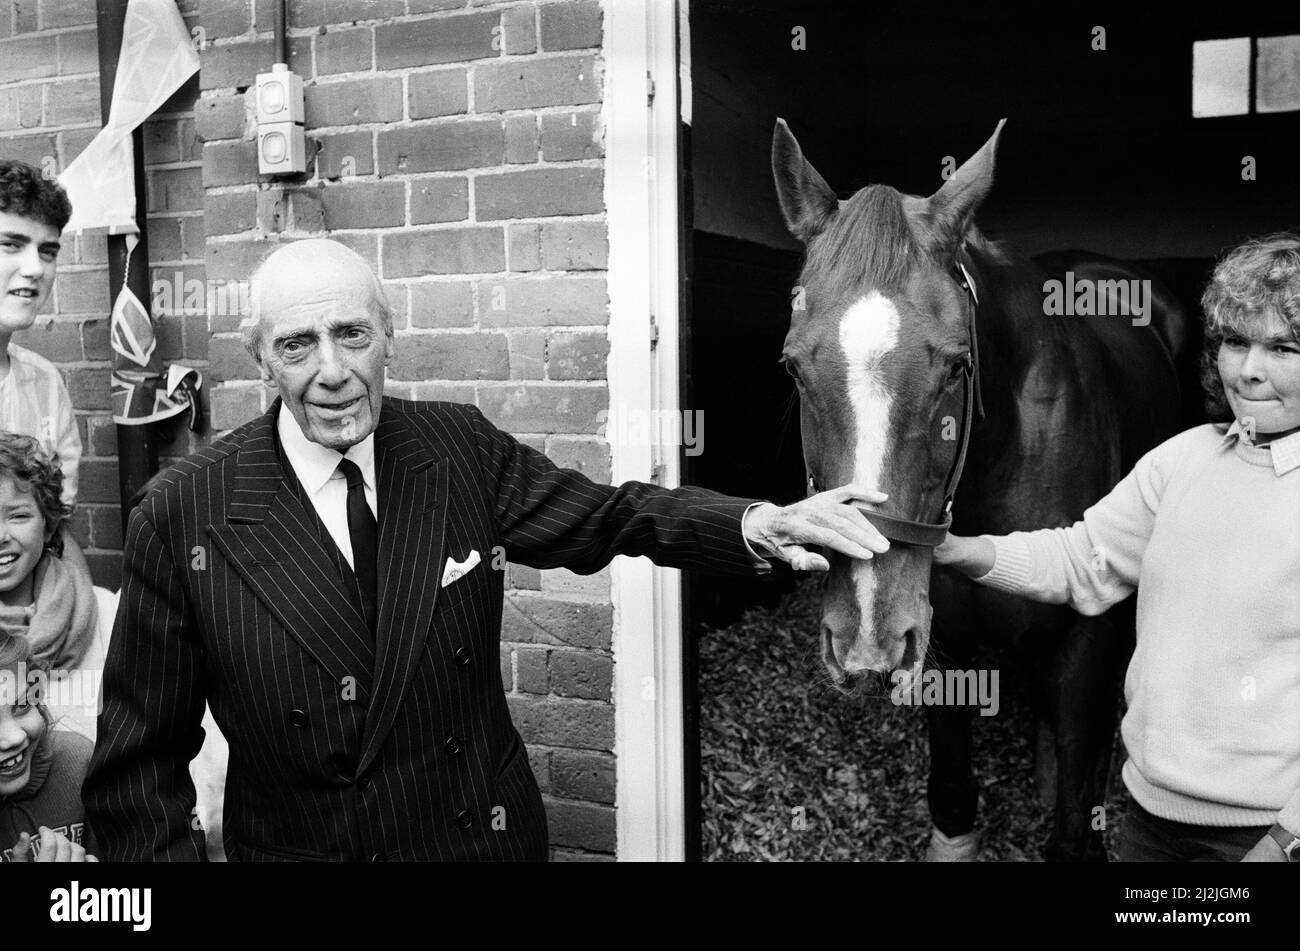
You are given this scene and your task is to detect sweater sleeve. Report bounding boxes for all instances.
[973,437,1172,616]
[1279,790,1300,836]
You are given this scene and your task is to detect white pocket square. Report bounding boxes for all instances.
[441,549,481,588]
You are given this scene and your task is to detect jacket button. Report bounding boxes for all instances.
[454,647,471,667]
[445,736,462,756]
[288,708,308,729]
[358,775,373,792]
[456,810,474,829]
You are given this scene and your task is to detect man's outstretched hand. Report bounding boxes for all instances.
[742,484,890,571]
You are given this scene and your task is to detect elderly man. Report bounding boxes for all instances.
[83,239,888,861]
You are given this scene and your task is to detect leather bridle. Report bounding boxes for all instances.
[806,260,985,548]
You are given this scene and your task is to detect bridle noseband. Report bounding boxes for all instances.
[806,260,985,548]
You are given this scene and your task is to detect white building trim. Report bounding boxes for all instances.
[603,0,686,861]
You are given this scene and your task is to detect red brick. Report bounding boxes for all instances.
[410,177,468,224]
[408,0,469,11]
[330,233,378,272]
[408,382,476,403]
[322,181,405,229]
[374,11,498,68]
[539,1,602,51]
[539,222,606,271]
[305,77,402,129]
[75,230,108,266]
[409,68,468,119]
[549,650,611,701]
[179,119,201,162]
[507,224,540,272]
[55,270,109,314]
[78,458,119,503]
[409,281,474,328]
[211,384,263,431]
[44,77,99,126]
[500,595,610,649]
[3,133,56,168]
[0,36,57,83]
[527,746,550,793]
[315,131,374,178]
[13,2,36,32]
[382,227,504,278]
[203,139,260,187]
[550,748,614,803]
[148,168,203,214]
[207,238,278,282]
[541,110,600,161]
[90,505,123,550]
[507,695,613,751]
[199,0,254,40]
[544,798,614,852]
[479,383,607,434]
[508,562,542,590]
[543,436,609,482]
[59,127,96,169]
[0,85,42,131]
[88,413,117,458]
[204,190,257,236]
[86,553,123,590]
[546,331,607,380]
[194,95,248,142]
[475,276,606,327]
[391,331,508,380]
[144,119,181,164]
[508,329,545,380]
[504,114,537,164]
[317,26,373,75]
[209,334,259,381]
[475,167,602,220]
[158,73,201,116]
[515,646,548,694]
[147,217,184,263]
[56,29,97,75]
[288,0,402,28]
[474,55,598,112]
[181,219,206,261]
[200,38,276,91]
[67,508,91,548]
[254,188,286,232]
[377,119,502,175]
[502,4,537,55]
[40,0,95,29]
[12,318,82,361]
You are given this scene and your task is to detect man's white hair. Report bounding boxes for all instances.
[240,240,394,362]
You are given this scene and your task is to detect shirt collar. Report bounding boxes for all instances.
[1221,418,1300,477]
[276,404,376,496]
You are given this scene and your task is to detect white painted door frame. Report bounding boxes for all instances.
[603,0,687,861]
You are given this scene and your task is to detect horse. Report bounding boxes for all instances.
[769,117,1192,861]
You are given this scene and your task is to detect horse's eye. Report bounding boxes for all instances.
[948,355,970,382]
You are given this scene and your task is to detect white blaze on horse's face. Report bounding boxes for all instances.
[833,289,900,673]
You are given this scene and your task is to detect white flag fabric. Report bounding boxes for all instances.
[59,0,199,234]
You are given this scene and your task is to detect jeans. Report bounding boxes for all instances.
[1117,799,1270,862]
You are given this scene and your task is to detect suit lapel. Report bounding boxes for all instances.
[205,404,375,704]
[357,406,448,775]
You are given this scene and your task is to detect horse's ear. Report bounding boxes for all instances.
[772,117,837,244]
[927,118,1006,255]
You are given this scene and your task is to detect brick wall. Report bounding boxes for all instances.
[0,0,206,588]
[196,0,614,860]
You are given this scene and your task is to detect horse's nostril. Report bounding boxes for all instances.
[899,628,921,671]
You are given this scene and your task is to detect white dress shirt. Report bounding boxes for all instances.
[276,405,377,570]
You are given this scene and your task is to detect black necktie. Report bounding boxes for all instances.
[337,458,378,633]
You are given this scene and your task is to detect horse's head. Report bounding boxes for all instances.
[772,118,1004,688]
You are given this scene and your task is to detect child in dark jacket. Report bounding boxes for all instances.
[1,632,96,861]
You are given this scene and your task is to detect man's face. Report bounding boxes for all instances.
[1219,312,1300,434]
[0,210,60,335]
[257,286,394,451]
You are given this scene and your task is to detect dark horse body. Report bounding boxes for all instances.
[771,119,1192,860]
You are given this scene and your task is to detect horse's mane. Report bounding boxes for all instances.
[800,186,920,293]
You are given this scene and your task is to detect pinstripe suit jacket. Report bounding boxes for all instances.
[83,397,766,861]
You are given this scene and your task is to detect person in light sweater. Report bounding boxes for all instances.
[935,233,1300,862]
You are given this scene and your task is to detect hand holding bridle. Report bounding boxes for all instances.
[742,483,890,572]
